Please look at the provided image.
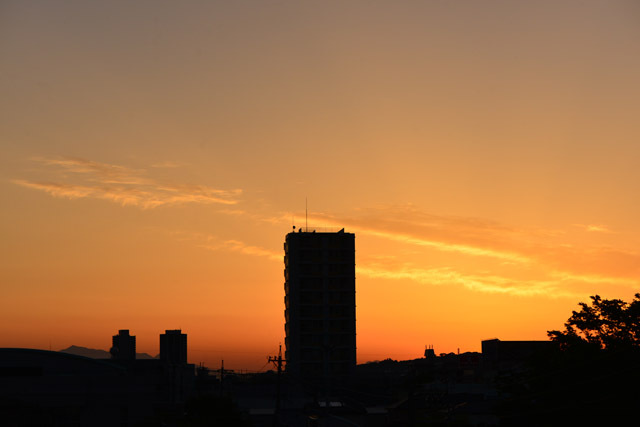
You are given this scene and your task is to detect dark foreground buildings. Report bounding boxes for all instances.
[0,329,195,426]
[481,338,556,369]
[284,228,356,384]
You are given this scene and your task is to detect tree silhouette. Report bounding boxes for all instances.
[495,294,640,425]
[547,293,640,351]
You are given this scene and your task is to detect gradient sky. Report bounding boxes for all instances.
[2,0,640,370]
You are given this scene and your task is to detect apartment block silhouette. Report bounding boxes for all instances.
[284,228,356,382]
[160,329,187,364]
[111,329,136,360]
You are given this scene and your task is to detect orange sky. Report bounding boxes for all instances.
[2,1,640,370]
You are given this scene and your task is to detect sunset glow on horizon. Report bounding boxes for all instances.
[2,1,640,370]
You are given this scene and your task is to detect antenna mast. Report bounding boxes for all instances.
[305,197,308,230]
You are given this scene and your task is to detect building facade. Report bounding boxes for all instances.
[284,228,356,382]
[160,329,188,364]
[111,329,136,360]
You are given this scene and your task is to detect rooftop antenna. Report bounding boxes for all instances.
[305,197,308,230]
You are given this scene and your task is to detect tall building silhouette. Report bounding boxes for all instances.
[284,228,356,382]
[111,329,136,360]
[160,329,187,364]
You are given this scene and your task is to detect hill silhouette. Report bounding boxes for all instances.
[60,345,156,359]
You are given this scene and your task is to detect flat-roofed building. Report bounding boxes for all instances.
[111,329,136,360]
[160,329,187,365]
[284,228,356,383]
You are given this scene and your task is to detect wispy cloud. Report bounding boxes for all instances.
[299,209,532,263]
[150,161,186,169]
[281,205,639,298]
[549,270,638,287]
[12,180,97,200]
[573,223,613,233]
[171,231,281,261]
[164,203,639,300]
[201,239,281,261]
[358,262,638,298]
[13,157,241,208]
[178,230,629,298]
[350,225,530,263]
[295,207,635,273]
[357,264,575,297]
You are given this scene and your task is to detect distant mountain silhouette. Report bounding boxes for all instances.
[59,345,156,359]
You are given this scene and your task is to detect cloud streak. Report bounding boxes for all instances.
[171,231,282,261]
[350,226,530,263]
[573,223,613,233]
[357,263,638,298]
[357,264,570,297]
[14,157,241,208]
[182,231,638,298]
[200,239,282,261]
[165,204,640,300]
[295,207,640,276]
[299,209,532,263]
[280,206,640,298]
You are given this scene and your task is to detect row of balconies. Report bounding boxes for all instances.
[293,249,354,262]
[285,293,355,309]
[285,277,354,291]
[286,307,354,323]
[296,305,354,318]
[284,270,355,280]
[299,348,354,363]
[284,264,354,276]
[297,319,355,333]
[287,236,352,249]
[296,291,355,305]
[299,333,354,347]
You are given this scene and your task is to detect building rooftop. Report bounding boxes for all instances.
[290,227,349,234]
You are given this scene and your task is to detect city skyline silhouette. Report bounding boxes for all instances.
[3,1,640,374]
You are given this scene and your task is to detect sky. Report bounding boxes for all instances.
[2,0,640,370]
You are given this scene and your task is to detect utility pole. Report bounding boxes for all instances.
[268,344,286,427]
[220,359,224,396]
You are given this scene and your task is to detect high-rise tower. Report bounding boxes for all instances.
[284,228,356,382]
